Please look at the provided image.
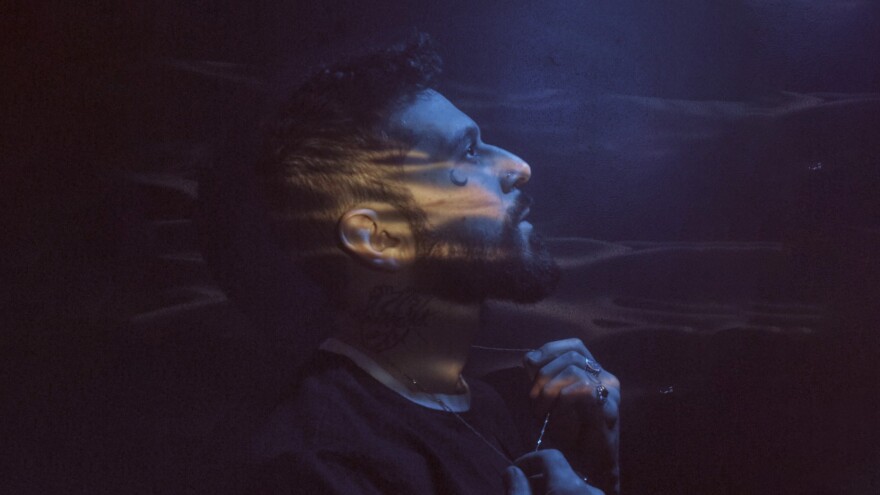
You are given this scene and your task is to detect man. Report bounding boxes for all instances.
[250,34,620,495]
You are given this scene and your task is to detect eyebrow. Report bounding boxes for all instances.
[448,125,480,154]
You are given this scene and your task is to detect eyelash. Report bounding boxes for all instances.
[465,142,478,158]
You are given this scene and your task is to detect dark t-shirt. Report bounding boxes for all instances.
[248,351,527,494]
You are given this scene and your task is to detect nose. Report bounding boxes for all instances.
[493,147,531,193]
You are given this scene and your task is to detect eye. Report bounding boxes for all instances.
[465,142,478,158]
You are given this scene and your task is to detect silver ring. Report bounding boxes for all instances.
[595,384,609,405]
[584,356,602,376]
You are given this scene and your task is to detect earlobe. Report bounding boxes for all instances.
[338,208,406,271]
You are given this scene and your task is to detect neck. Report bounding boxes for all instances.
[335,284,481,394]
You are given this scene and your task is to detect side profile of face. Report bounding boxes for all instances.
[389,90,560,303]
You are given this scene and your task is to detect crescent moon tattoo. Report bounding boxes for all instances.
[449,168,468,186]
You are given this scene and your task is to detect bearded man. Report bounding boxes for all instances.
[249,35,620,495]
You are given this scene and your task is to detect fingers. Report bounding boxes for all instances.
[531,360,585,417]
[515,450,605,494]
[532,373,620,422]
[528,350,586,399]
[515,450,580,485]
[526,348,619,417]
[560,380,619,428]
[524,338,621,446]
[504,466,533,495]
[524,338,592,380]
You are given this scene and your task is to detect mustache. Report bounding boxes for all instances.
[508,193,534,224]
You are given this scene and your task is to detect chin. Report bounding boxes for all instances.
[417,229,560,305]
[492,252,561,303]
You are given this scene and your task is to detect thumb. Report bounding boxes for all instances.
[504,465,532,495]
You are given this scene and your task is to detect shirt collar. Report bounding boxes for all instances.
[320,338,472,412]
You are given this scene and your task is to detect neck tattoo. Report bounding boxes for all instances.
[354,285,432,352]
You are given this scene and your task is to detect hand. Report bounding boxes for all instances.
[524,339,620,493]
[503,450,604,495]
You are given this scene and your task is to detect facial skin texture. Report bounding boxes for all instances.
[335,89,620,493]
[389,90,561,304]
[335,88,560,386]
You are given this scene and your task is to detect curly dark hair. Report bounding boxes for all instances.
[258,33,442,299]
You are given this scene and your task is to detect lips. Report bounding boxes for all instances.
[509,194,534,224]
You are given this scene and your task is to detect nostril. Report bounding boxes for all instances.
[502,166,530,193]
[496,152,531,192]
[502,172,517,193]
[514,162,531,188]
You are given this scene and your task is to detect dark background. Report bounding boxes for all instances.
[4,1,880,493]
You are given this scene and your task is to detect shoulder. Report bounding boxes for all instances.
[246,353,432,493]
[248,351,394,459]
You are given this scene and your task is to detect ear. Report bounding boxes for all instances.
[338,207,410,271]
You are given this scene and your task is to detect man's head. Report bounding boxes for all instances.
[385,89,560,303]
[260,35,559,306]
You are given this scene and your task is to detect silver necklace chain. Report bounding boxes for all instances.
[374,345,553,469]
[470,345,552,453]
[399,371,515,467]
[470,345,590,484]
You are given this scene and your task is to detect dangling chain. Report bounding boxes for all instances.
[399,371,515,467]
[470,344,553,452]
[534,411,551,452]
[374,345,554,469]
[472,345,591,485]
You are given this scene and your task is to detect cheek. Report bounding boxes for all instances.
[419,192,506,231]
[406,162,506,227]
[453,212,510,248]
[450,173,506,220]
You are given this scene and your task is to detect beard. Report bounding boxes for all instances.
[412,195,561,304]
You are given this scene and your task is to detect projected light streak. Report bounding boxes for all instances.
[487,295,823,343]
[552,241,787,271]
[271,182,511,223]
[606,91,880,119]
[158,58,266,89]
[271,188,526,233]
[280,241,545,264]
[271,154,534,265]
[444,81,567,111]
[128,286,228,327]
[272,145,526,228]
[126,173,198,198]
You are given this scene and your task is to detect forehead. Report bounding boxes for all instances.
[391,90,476,148]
